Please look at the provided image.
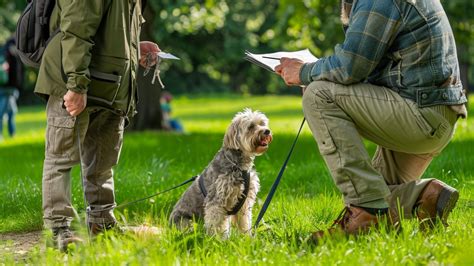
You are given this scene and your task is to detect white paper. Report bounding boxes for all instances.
[158,51,180,60]
[244,49,318,72]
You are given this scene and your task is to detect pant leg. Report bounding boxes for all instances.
[7,110,15,137]
[7,95,17,136]
[302,81,456,206]
[372,147,434,219]
[302,81,390,206]
[0,94,7,137]
[42,96,89,228]
[81,108,124,225]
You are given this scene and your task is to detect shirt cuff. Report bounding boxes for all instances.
[66,74,89,94]
[299,62,316,85]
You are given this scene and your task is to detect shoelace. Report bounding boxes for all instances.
[331,206,352,227]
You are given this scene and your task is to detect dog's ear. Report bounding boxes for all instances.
[223,120,240,149]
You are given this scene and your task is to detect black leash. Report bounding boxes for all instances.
[116,175,198,209]
[115,116,306,228]
[254,117,306,229]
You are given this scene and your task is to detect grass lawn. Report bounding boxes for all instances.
[0,94,473,265]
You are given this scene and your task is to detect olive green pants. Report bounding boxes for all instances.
[302,81,458,218]
[42,96,124,228]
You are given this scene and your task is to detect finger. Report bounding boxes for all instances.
[274,64,282,74]
[280,57,291,64]
[69,107,80,117]
[153,43,161,52]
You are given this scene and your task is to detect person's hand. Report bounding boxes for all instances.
[139,41,161,67]
[274,58,304,86]
[63,90,87,116]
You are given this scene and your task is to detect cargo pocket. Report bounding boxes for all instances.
[418,107,450,140]
[46,116,76,156]
[405,99,436,138]
[87,69,122,107]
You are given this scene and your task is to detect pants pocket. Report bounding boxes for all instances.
[46,116,76,156]
[405,99,436,138]
[418,107,451,140]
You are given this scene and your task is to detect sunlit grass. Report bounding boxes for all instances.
[0,94,473,265]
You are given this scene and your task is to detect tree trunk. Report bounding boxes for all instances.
[128,67,164,130]
[128,3,164,131]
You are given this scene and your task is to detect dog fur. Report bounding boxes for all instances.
[169,108,272,237]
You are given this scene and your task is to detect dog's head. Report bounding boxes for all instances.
[223,108,272,156]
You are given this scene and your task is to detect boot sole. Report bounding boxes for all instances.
[436,186,459,226]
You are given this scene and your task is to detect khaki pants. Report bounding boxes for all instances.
[42,96,124,228]
[302,81,458,218]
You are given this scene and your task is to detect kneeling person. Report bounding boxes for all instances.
[275,0,466,239]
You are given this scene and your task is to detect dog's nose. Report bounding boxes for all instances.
[264,129,271,135]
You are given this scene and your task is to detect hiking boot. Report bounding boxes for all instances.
[415,179,459,228]
[310,205,381,243]
[52,226,84,252]
[88,222,124,235]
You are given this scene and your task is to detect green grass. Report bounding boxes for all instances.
[0,94,473,265]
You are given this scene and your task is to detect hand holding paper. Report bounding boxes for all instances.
[275,58,305,86]
[244,49,317,72]
[244,49,318,86]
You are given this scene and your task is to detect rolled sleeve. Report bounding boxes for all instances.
[299,62,316,85]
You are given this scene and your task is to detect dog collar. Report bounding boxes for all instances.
[198,170,250,215]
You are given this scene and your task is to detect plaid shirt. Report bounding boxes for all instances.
[300,0,467,107]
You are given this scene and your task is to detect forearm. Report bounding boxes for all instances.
[59,0,109,93]
[300,0,402,85]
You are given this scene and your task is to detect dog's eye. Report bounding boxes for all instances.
[248,124,255,131]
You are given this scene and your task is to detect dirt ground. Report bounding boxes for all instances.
[0,231,43,259]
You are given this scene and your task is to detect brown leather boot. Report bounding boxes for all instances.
[311,205,380,242]
[52,226,84,252]
[415,179,459,228]
[89,222,124,235]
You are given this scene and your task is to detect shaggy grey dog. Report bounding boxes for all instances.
[169,108,272,237]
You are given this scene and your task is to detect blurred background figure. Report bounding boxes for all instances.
[160,91,184,133]
[0,35,21,140]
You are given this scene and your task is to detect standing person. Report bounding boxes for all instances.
[0,46,8,141]
[34,0,160,251]
[0,39,20,141]
[2,36,23,139]
[275,0,467,240]
[3,88,19,138]
[160,91,184,133]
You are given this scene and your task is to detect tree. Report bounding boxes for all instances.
[0,1,25,43]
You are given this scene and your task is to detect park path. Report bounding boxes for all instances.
[0,231,43,260]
